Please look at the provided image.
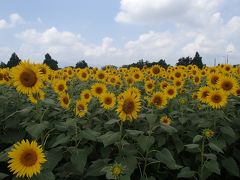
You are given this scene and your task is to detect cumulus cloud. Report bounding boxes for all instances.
[0,13,24,29]
[115,0,222,27]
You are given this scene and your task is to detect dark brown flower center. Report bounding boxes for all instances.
[211,94,222,103]
[211,76,219,85]
[152,67,160,74]
[20,69,37,87]
[153,96,162,106]
[96,87,103,94]
[104,97,112,105]
[122,99,135,114]
[221,81,233,91]
[63,97,69,104]
[20,149,37,167]
[58,84,64,92]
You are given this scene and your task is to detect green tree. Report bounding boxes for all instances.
[0,62,7,68]
[43,53,58,70]
[75,60,88,69]
[176,56,192,66]
[192,52,203,69]
[6,52,21,68]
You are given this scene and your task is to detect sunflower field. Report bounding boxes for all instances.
[0,61,240,180]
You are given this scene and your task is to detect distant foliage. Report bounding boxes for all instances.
[43,53,58,70]
[122,59,169,69]
[6,53,21,68]
[75,60,88,69]
[176,52,204,69]
[0,62,7,68]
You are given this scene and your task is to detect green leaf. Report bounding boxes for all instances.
[105,119,119,125]
[70,149,88,174]
[156,148,182,169]
[220,126,236,138]
[125,129,144,136]
[177,167,195,178]
[31,171,55,180]
[0,173,8,180]
[98,131,120,147]
[43,148,63,171]
[193,135,203,143]
[50,134,70,148]
[205,160,220,175]
[204,153,217,160]
[137,135,155,152]
[161,125,177,134]
[26,121,49,139]
[81,129,101,141]
[146,114,158,127]
[86,159,110,176]
[208,143,224,154]
[222,157,239,177]
[184,144,199,149]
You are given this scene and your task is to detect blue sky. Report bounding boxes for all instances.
[1,0,240,67]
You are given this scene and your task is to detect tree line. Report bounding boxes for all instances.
[0,52,204,69]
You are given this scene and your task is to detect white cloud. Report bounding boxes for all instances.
[115,0,222,27]
[0,13,24,29]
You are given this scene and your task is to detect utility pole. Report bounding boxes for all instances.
[214,58,216,66]
[226,50,232,64]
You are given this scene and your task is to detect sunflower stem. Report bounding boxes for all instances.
[200,138,205,180]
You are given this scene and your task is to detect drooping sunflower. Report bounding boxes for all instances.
[75,99,88,117]
[151,92,167,109]
[80,89,92,103]
[91,83,107,98]
[164,85,177,99]
[206,89,228,109]
[100,92,116,110]
[160,116,172,126]
[8,139,47,178]
[59,93,71,109]
[28,90,45,104]
[116,89,141,121]
[217,76,238,95]
[10,61,43,94]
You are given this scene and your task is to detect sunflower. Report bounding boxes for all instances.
[145,79,155,94]
[207,72,221,88]
[151,92,167,109]
[217,76,238,95]
[159,81,169,90]
[125,76,135,86]
[59,93,70,109]
[192,74,201,85]
[37,64,51,81]
[116,89,141,121]
[151,65,161,77]
[164,85,177,99]
[173,79,184,89]
[52,79,67,95]
[100,92,116,110]
[96,70,106,82]
[8,139,46,178]
[111,163,124,178]
[28,90,45,104]
[80,89,92,103]
[75,99,88,117]
[10,61,43,94]
[206,90,228,109]
[197,86,211,103]
[77,68,89,81]
[91,83,107,98]
[202,129,215,139]
[132,71,143,82]
[160,116,172,125]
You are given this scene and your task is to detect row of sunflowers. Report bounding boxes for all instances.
[0,61,240,179]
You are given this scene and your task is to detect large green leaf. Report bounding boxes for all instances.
[205,160,220,175]
[70,148,88,174]
[156,148,182,169]
[177,167,195,178]
[222,157,239,177]
[31,171,55,180]
[26,121,49,139]
[50,134,70,148]
[220,126,236,138]
[0,173,8,180]
[137,135,155,152]
[208,143,224,154]
[98,131,120,147]
[161,125,177,134]
[86,159,110,177]
[80,129,101,141]
[43,148,63,171]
